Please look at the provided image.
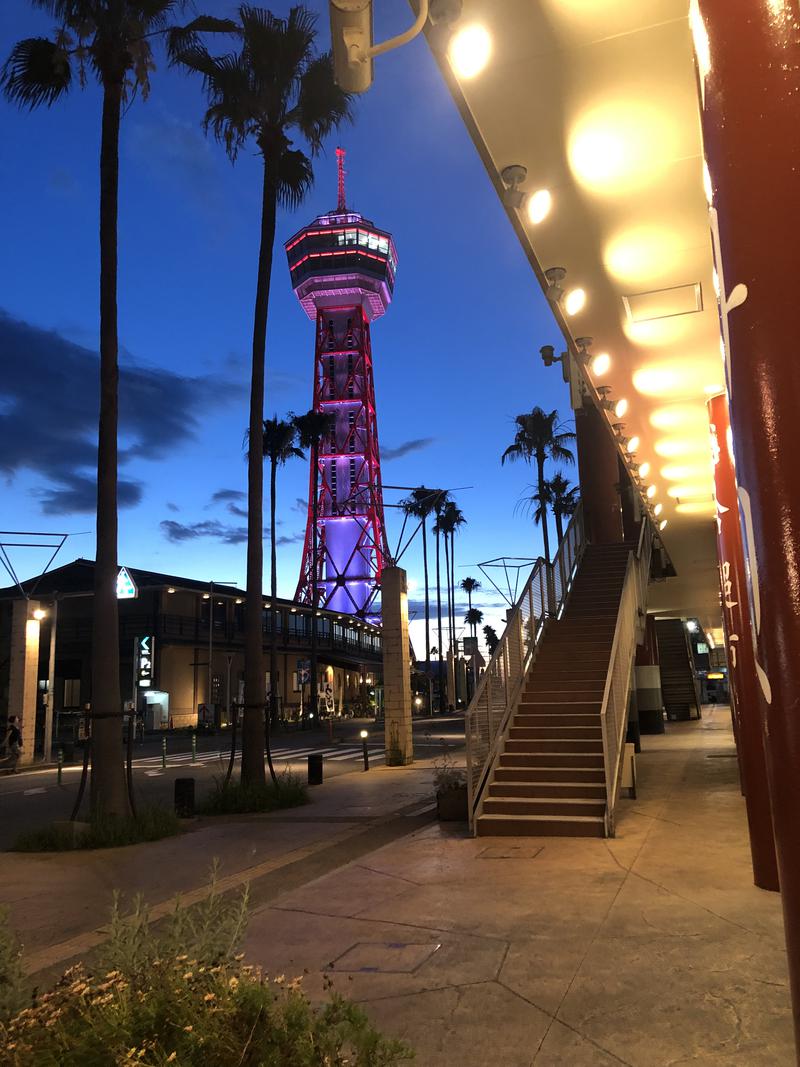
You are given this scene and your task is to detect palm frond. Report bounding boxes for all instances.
[167,16,239,66]
[1,37,71,108]
[275,148,313,209]
[292,52,352,153]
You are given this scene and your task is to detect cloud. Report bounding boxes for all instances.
[211,489,245,504]
[125,113,225,216]
[227,502,248,518]
[276,532,305,546]
[166,502,180,513]
[160,520,248,546]
[381,437,435,461]
[0,311,241,515]
[292,497,307,514]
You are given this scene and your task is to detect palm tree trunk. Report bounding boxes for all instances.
[308,441,319,729]
[450,530,457,656]
[444,532,452,660]
[242,161,276,789]
[266,456,278,785]
[554,507,564,545]
[536,452,552,564]
[435,527,445,712]
[90,78,129,819]
[422,520,432,713]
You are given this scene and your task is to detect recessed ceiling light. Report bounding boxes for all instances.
[448,24,492,79]
[564,288,586,316]
[527,188,552,224]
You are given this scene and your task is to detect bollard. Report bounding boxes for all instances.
[191,732,197,763]
[57,747,63,786]
[174,777,195,817]
[308,752,323,785]
[162,735,167,770]
[360,729,369,771]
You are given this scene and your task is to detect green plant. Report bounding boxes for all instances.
[0,907,26,1023]
[0,875,413,1064]
[199,770,308,815]
[13,807,181,852]
[433,747,466,794]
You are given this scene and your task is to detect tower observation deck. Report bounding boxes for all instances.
[286,150,397,621]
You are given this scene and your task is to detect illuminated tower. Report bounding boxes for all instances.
[287,149,396,620]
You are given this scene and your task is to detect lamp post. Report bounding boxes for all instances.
[360,728,369,771]
[207,580,238,729]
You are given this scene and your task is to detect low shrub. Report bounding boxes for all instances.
[199,770,309,816]
[13,807,181,852]
[0,872,412,1065]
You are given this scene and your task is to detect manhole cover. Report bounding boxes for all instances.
[479,845,544,860]
[326,941,441,974]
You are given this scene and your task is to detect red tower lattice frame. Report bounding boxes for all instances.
[294,305,388,619]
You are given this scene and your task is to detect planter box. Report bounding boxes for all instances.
[436,784,468,822]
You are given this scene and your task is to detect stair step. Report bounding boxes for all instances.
[499,752,604,768]
[514,713,601,728]
[509,725,602,740]
[519,700,602,712]
[505,739,604,754]
[488,781,607,799]
[482,797,606,817]
[494,766,606,783]
[475,813,606,837]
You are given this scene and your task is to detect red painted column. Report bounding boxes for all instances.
[575,400,623,544]
[708,393,778,892]
[696,0,800,1041]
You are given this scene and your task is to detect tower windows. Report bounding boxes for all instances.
[347,354,354,398]
[326,320,335,349]
[348,412,356,453]
[328,354,335,399]
[330,462,337,500]
[349,458,357,486]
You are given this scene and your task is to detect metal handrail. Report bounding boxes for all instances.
[465,505,585,830]
[599,521,653,835]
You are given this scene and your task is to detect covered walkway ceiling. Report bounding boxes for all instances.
[425,1,722,630]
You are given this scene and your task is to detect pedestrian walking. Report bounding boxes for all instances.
[3,716,22,773]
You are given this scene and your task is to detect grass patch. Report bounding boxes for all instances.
[13,806,181,852]
[199,770,309,816]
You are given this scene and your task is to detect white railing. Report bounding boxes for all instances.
[600,520,653,835]
[465,506,585,830]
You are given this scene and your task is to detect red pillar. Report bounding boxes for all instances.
[708,393,778,892]
[575,400,623,544]
[697,0,800,1041]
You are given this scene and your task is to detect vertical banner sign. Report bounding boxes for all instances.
[708,394,777,891]
[135,636,155,690]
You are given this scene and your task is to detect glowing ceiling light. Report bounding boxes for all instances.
[633,360,715,399]
[627,436,640,453]
[638,461,651,478]
[564,287,586,316]
[624,315,690,347]
[654,503,663,516]
[568,101,677,196]
[591,352,611,376]
[676,500,716,516]
[448,24,492,79]
[655,437,711,458]
[646,484,657,499]
[661,463,711,481]
[614,398,628,418]
[659,519,668,530]
[603,226,682,286]
[650,405,707,431]
[527,189,552,225]
[667,484,711,499]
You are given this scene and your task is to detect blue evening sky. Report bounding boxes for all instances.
[0,0,572,649]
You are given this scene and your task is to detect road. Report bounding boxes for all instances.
[0,716,465,850]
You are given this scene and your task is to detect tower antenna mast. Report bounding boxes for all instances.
[336,146,346,212]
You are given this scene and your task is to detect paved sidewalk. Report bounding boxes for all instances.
[238,707,793,1066]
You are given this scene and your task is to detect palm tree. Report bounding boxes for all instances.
[546,474,580,544]
[292,409,333,727]
[176,6,351,786]
[2,1,231,818]
[399,486,438,705]
[464,607,484,640]
[461,577,481,614]
[263,416,304,768]
[483,625,500,656]
[444,501,465,657]
[431,490,451,711]
[501,407,575,563]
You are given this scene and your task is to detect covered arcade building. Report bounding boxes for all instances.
[0,558,383,757]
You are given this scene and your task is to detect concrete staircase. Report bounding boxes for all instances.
[476,543,631,837]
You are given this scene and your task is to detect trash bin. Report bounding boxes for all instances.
[307,753,323,785]
[174,777,195,817]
